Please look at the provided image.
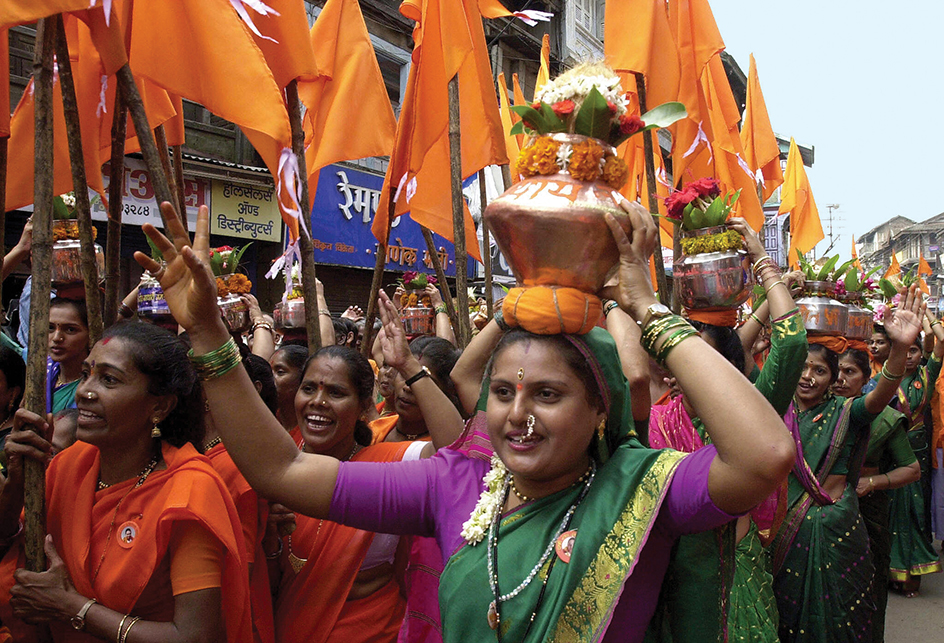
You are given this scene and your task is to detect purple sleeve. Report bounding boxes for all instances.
[659,445,740,535]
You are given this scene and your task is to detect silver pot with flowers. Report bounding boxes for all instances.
[274,298,306,330]
[210,245,252,333]
[795,281,849,336]
[50,194,105,286]
[836,293,872,340]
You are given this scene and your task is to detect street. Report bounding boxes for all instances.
[885,542,944,642]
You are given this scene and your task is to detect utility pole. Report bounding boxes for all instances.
[819,204,841,256]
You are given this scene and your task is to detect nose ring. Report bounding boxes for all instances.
[84,391,96,400]
[525,414,535,438]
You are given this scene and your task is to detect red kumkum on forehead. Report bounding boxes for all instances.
[101,337,112,345]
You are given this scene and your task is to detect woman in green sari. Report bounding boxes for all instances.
[882,313,944,595]
[771,290,924,643]
[137,201,796,642]
[832,347,918,643]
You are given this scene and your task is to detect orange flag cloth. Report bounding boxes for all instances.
[297,0,397,203]
[0,0,91,29]
[852,235,862,270]
[0,29,9,138]
[245,0,320,88]
[740,54,783,203]
[779,137,823,269]
[534,33,551,98]
[884,252,901,279]
[496,72,520,182]
[373,0,509,261]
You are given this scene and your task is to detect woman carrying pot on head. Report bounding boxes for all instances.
[137,201,794,643]
[881,308,944,596]
[832,346,918,643]
[0,321,251,643]
[770,286,925,643]
[47,297,91,414]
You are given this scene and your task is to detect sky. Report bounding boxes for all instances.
[707,1,944,261]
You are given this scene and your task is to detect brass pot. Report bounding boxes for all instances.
[674,226,750,311]
[483,134,631,293]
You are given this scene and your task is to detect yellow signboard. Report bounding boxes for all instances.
[211,180,282,242]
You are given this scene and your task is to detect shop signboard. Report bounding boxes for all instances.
[211,180,282,242]
[308,164,474,277]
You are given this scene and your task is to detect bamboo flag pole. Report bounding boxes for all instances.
[446,75,471,348]
[103,85,127,328]
[360,207,388,358]
[421,226,458,331]
[633,73,672,308]
[24,17,56,576]
[54,17,103,345]
[153,125,181,220]
[478,169,493,318]
[172,145,187,224]
[114,65,181,232]
[285,80,322,353]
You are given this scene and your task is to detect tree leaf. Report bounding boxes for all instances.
[831,259,855,282]
[704,198,727,227]
[573,86,612,140]
[844,269,860,292]
[640,102,687,129]
[537,102,567,132]
[509,121,527,136]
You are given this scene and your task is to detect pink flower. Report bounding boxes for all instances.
[663,188,697,221]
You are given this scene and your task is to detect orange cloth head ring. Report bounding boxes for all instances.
[685,308,739,328]
[503,286,602,335]
[807,335,850,355]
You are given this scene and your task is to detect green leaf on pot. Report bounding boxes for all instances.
[845,269,860,292]
[509,120,527,136]
[537,101,567,132]
[703,197,727,227]
[815,255,839,281]
[879,278,899,300]
[228,243,252,273]
[831,259,856,282]
[53,196,72,220]
[641,101,687,129]
[864,265,882,280]
[510,104,546,134]
[574,86,612,140]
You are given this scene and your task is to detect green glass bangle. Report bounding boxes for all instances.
[189,337,242,381]
[880,362,904,381]
[655,328,700,364]
[641,317,689,354]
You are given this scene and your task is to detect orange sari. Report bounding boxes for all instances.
[0,441,252,643]
[273,440,410,643]
[206,443,275,643]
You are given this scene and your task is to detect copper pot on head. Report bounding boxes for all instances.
[483,134,632,293]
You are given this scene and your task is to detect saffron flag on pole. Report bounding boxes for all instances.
[372,0,509,261]
[740,54,783,203]
[779,137,823,269]
[0,0,91,29]
[297,0,396,206]
[245,0,320,88]
[534,33,551,98]
[851,235,862,270]
[884,252,901,279]
[511,73,527,148]
[0,29,8,138]
[918,253,933,295]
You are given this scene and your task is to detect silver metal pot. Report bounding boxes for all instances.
[274,299,307,330]
[51,240,104,285]
[218,294,250,333]
[401,307,434,336]
[796,282,848,336]
[674,232,751,311]
[839,296,873,340]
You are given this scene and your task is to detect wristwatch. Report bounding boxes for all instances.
[404,366,432,387]
[72,598,97,631]
[638,302,672,329]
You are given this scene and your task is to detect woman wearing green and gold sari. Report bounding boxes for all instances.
[138,200,797,642]
[771,288,924,643]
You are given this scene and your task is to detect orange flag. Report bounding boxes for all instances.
[372,0,509,261]
[0,29,8,138]
[297,0,396,204]
[884,253,901,279]
[779,137,823,269]
[604,0,680,112]
[511,72,527,148]
[496,72,520,181]
[534,33,550,99]
[245,0,320,88]
[852,235,862,271]
[919,253,933,276]
[740,54,783,203]
[126,0,298,227]
[0,0,91,29]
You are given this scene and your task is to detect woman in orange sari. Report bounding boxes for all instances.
[0,321,251,643]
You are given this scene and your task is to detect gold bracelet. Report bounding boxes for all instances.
[120,616,141,643]
[931,320,942,328]
[751,255,773,272]
[881,362,904,381]
[749,312,764,326]
[116,614,130,643]
[189,337,242,381]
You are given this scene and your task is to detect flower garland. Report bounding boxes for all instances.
[679,229,743,256]
[535,73,628,116]
[460,456,508,545]
[516,135,629,189]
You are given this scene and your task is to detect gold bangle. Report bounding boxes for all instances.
[116,614,130,643]
[749,312,764,326]
[931,320,941,328]
[655,327,700,364]
[881,362,904,381]
[751,255,773,272]
[120,616,141,643]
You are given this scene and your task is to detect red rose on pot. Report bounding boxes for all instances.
[607,101,618,114]
[531,102,541,110]
[686,177,721,199]
[664,188,697,221]
[552,100,575,116]
[619,114,645,135]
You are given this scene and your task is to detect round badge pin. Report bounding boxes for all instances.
[117,521,140,548]
[555,529,577,563]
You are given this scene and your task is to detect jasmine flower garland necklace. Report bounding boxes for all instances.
[482,460,596,636]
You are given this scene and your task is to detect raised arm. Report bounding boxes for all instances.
[863,285,925,414]
[426,284,457,346]
[601,303,651,422]
[1,219,32,282]
[315,279,336,349]
[136,204,337,518]
[450,318,503,415]
[604,206,795,516]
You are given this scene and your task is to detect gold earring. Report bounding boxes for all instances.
[151,417,162,439]
[597,418,606,440]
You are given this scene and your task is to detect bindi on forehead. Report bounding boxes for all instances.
[101,337,112,345]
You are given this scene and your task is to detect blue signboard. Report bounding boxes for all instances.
[309,164,475,277]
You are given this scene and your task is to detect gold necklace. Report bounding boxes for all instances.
[509,463,594,504]
[91,456,161,583]
[203,436,222,451]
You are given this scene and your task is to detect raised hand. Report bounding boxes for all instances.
[884,284,925,348]
[133,203,222,336]
[601,196,659,320]
[726,217,765,261]
[377,290,417,374]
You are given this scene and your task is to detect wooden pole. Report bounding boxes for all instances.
[103,84,127,328]
[361,237,387,358]
[285,80,322,354]
[634,73,672,308]
[54,16,103,345]
[446,75,471,347]
[24,16,56,576]
[153,125,181,222]
[478,169,493,318]
[114,65,181,232]
[421,226,459,333]
[172,145,187,224]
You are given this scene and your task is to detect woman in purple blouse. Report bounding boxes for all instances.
[139,200,795,643]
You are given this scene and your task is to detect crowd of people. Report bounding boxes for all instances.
[0,198,938,643]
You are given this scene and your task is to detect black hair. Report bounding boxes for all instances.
[100,322,205,449]
[491,330,605,413]
[303,346,375,446]
[273,344,309,372]
[808,343,840,385]
[243,354,279,414]
[409,336,463,411]
[872,324,888,337]
[839,348,871,381]
[50,297,89,329]
[331,318,356,347]
[0,345,26,409]
[689,321,745,374]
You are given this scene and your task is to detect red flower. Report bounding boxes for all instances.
[664,188,697,221]
[619,114,645,135]
[402,270,418,283]
[428,275,438,285]
[607,101,618,114]
[531,102,541,111]
[552,100,576,116]
[685,177,721,199]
